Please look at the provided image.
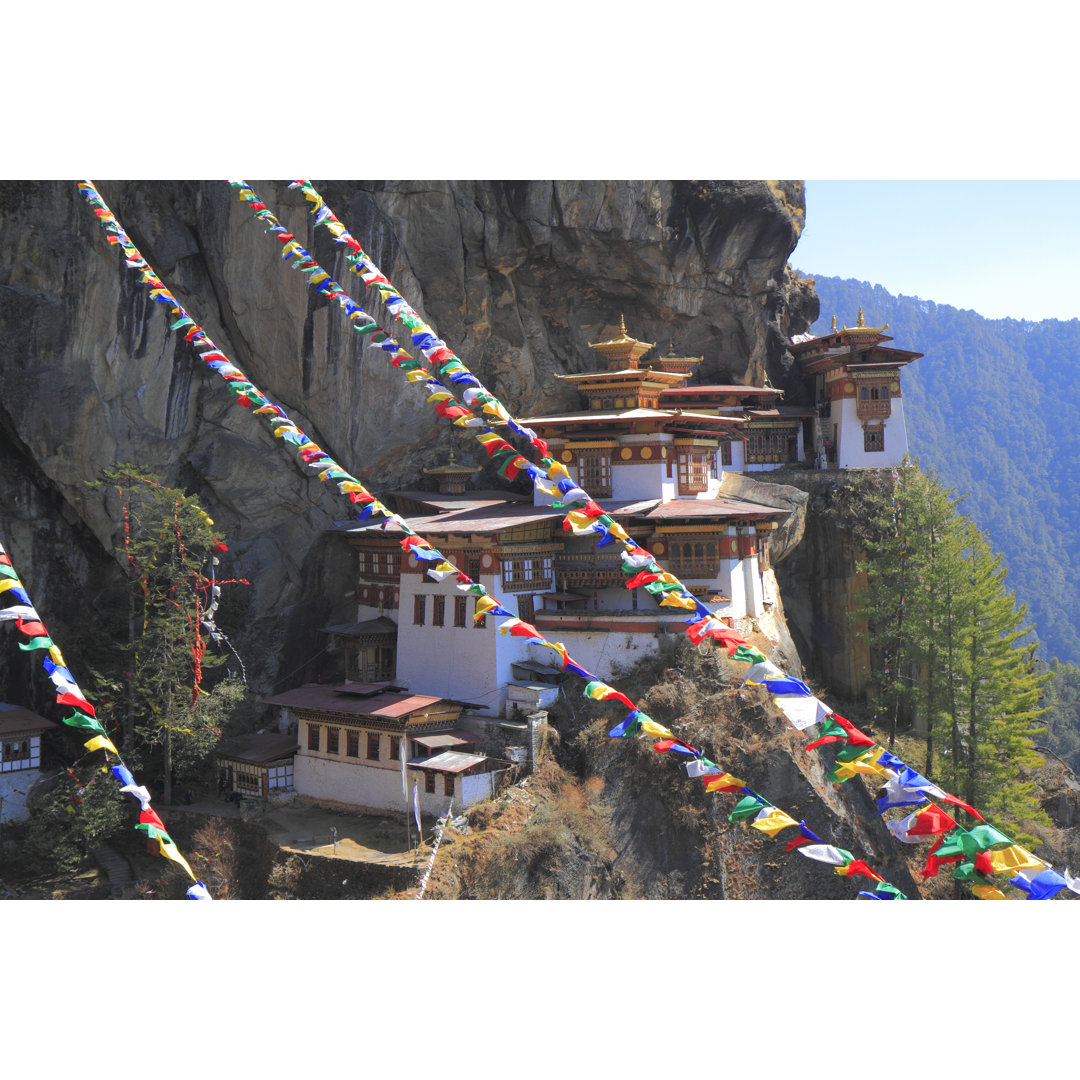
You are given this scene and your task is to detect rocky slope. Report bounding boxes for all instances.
[0,180,814,695]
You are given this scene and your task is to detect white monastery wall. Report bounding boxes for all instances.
[835,397,909,469]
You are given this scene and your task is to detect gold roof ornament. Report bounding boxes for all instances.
[830,315,837,330]
[423,444,481,493]
[842,305,888,335]
[588,315,656,368]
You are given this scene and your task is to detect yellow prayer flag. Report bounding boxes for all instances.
[659,593,697,610]
[607,522,630,542]
[547,461,571,481]
[639,719,674,739]
[987,845,1046,875]
[158,838,196,881]
[84,735,118,755]
[338,481,368,494]
[310,271,330,284]
[48,645,66,666]
[406,370,432,383]
[750,807,799,838]
[971,884,1008,900]
[0,578,22,594]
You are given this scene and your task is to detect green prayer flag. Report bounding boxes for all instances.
[135,823,172,843]
[874,881,908,899]
[729,795,766,822]
[933,830,966,859]
[61,711,106,734]
[951,860,978,880]
[0,563,19,579]
[731,645,768,664]
[959,823,1013,856]
[352,322,382,336]
[18,635,53,652]
[835,744,874,763]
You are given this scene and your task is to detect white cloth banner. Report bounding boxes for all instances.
[773,695,832,731]
[797,844,850,867]
[743,661,785,686]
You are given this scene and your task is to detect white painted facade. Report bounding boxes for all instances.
[831,395,909,469]
[0,732,45,823]
[394,569,544,717]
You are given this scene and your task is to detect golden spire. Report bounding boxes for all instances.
[830,315,837,330]
[856,306,865,328]
[619,314,628,336]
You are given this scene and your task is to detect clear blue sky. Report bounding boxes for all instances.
[792,181,1080,323]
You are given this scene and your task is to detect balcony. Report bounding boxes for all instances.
[554,552,625,589]
[855,398,891,421]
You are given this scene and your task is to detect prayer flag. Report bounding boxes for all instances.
[84,734,117,755]
[774,696,832,732]
[187,881,213,900]
[797,844,854,867]
[729,794,767,822]
[703,773,745,793]
[1009,867,1068,900]
[750,807,799,838]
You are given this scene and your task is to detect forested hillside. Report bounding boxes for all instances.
[804,275,1080,666]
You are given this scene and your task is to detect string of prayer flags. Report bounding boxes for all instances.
[0,526,205,895]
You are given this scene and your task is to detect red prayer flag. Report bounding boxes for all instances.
[56,692,95,717]
[140,808,167,831]
[936,790,985,822]
[16,617,48,638]
[828,713,876,748]
[843,859,884,882]
[908,804,957,837]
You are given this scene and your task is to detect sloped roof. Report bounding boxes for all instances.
[0,702,54,738]
[216,731,299,764]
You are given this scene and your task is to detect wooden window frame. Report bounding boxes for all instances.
[307,723,321,752]
[366,732,381,761]
[576,451,612,498]
[432,594,445,626]
[864,427,885,453]
[454,596,467,628]
[346,730,360,758]
[413,594,426,626]
[390,736,401,762]
[677,451,710,494]
[425,771,436,794]
[326,726,340,755]
[444,774,455,797]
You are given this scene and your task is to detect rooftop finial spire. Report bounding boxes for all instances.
[830,315,837,330]
[856,306,865,328]
[619,314,628,336]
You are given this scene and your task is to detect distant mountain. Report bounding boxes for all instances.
[804,275,1080,665]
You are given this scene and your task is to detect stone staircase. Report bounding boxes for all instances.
[92,843,137,899]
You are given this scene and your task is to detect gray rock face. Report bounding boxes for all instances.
[0,180,812,692]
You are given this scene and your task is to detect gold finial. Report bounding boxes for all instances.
[830,315,837,330]
[667,338,677,356]
[856,306,865,328]
[619,314,628,336]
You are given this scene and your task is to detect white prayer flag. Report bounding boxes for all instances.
[773,695,832,731]
[743,661,784,686]
[797,844,851,867]
[413,782,421,834]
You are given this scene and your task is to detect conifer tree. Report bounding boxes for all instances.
[858,465,1050,832]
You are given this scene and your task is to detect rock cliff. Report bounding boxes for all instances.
[0,180,814,692]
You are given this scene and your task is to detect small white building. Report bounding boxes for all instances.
[0,702,54,823]
[262,683,511,815]
[791,309,922,470]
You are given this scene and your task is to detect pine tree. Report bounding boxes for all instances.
[858,465,1050,832]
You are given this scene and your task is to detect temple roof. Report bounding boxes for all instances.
[0,702,54,738]
[262,683,460,720]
